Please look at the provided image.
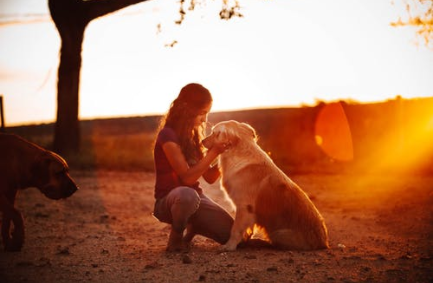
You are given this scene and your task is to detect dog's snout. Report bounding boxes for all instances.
[66,178,79,197]
[202,136,212,149]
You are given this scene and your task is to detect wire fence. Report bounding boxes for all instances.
[0,95,5,132]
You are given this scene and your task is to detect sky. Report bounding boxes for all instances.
[0,0,433,126]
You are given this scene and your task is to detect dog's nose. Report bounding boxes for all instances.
[65,185,78,198]
[66,178,79,196]
[71,184,78,193]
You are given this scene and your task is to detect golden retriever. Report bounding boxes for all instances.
[203,120,329,251]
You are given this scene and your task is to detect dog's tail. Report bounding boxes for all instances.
[269,228,328,251]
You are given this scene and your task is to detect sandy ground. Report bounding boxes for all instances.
[0,170,432,283]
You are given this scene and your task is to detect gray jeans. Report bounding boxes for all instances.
[153,186,233,244]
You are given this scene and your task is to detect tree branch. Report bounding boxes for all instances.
[49,0,153,27]
[82,0,153,21]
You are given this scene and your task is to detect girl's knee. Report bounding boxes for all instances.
[175,187,200,206]
[169,187,201,216]
[170,187,201,232]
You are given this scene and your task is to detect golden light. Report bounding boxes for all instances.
[381,98,433,173]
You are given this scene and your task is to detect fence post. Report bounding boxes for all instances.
[0,95,5,132]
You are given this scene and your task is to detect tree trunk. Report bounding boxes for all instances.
[53,24,85,154]
[49,0,88,154]
[49,0,150,154]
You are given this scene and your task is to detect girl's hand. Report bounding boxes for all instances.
[203,163,221,184]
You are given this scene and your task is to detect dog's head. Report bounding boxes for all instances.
[203,120,257,150]
[31,151,78,200]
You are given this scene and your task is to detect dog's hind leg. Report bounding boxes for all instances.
[269,229,312,251]
[220,205,256,251]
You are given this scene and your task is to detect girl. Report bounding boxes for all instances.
[153,83,233,252]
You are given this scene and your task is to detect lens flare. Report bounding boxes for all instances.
[314,102,354,162]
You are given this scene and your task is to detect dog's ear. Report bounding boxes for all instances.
[46,150,69,171]
[31,153,51,185]
[241,123,258,142]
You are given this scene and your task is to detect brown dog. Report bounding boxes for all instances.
[0,133,78,251]
[203,120,329,251]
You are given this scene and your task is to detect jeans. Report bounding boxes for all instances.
[153,186,234,244]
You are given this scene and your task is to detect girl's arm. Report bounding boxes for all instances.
[162,142,224,186]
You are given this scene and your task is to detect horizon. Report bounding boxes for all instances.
[4,95,429,127]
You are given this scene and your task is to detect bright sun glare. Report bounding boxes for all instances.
[313,97,433,174]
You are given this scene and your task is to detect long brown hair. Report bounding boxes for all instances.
[158,83,212,164]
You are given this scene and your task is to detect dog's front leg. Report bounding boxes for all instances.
[220,206,255,251]
[0,193,24,251]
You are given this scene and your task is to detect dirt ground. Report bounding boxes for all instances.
[0,170,432,283]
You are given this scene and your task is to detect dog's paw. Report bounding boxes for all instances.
[4,237,23,252]
[219,243,237,252]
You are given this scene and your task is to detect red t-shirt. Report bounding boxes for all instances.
[154,127,201,199]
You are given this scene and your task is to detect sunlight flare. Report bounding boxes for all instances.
[314,102,354,162]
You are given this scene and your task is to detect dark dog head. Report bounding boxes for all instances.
[31,151,78,200]
[203,120,258,150]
